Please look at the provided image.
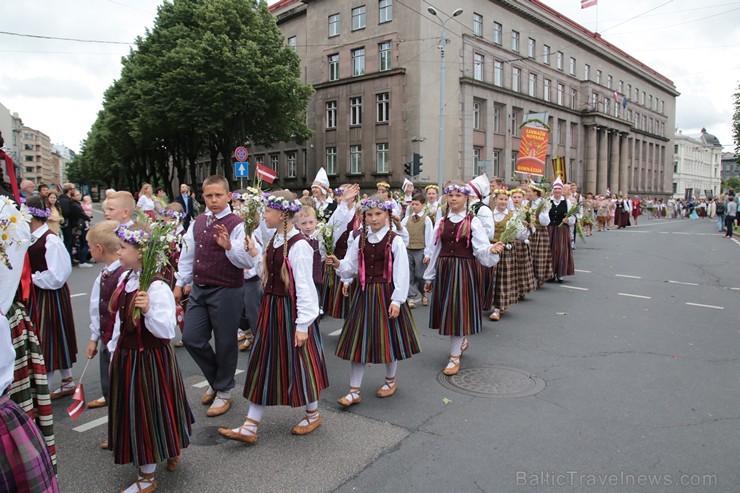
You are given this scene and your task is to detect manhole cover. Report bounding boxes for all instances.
[437,366,545,398]
[189,425,229,446]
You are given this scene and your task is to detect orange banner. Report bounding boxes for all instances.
[516,126,549,176]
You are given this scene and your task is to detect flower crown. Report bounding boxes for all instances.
[333,187,344,196]
[376,182,391,189]
[115,225,150,246]
[359,198,395,212]
[493,188,511,197]
[443,184,472,196]
[510,188,526,196]
[425,185,440,192]
[261,193,302,212]
[27,206,51,219]
[161,209,185,220]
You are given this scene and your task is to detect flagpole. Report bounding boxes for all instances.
[595,2,599,33]
[77,358,92,385]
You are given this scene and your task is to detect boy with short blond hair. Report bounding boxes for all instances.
[103,191,135,226]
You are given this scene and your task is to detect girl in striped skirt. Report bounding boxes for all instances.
[423,182,504,375]
[510,189,537,300]
[220,190,329,444]
[25,196,78,399]
[490,190,526,321]
[527,185,553,286]
[108,223,193,493]
[326,195,421,407]
[546,177,576,282]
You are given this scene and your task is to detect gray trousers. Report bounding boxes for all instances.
[241,279,262,331]
[407,248,426,299]
[99,345,111,399]
[183,285,244,392]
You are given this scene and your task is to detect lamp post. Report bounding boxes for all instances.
[428,6,463,189]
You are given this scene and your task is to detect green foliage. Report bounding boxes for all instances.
[722,177,740,192]
[74,0,312,193]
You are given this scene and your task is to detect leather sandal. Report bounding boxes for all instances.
[51,377,75,400]
[460,338,470,356]
[443,356,460,376]
[166,456,179,472]
[120,470,157,493]
[291,413,322,435]
[218,417,259,444]
[337,387,362,407]
[376,377,397,398]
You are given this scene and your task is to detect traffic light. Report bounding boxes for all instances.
[404,161,412,176]
[412,153,423,176]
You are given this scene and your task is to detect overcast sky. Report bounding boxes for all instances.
[0,0,737,154]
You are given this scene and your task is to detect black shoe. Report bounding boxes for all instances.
[557,277,563,284]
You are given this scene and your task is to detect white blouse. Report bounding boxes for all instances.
[136,195,155,212]
[31,224,72,290]
[546,197,576,226]
[336,225,409,307]
[492,208,529,241]
[532,198,552,227]
[473,201,495,241]
[88,260,121,342]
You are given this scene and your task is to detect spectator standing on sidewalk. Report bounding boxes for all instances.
[725,192,737,239]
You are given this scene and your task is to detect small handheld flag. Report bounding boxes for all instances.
[66,358,91,420]
[256,164,278,184]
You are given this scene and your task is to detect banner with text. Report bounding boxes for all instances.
[516,126,549,176]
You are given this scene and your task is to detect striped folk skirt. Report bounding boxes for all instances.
[0,396,58,493]
[27,285,77,372]
[243,294,329,407]
[429,256,483,337]
[478,262,495,311]
[322,265,350,319]
[336,282,421,364]
[548,224,575,278]
[513,240,537,296]
[493,248,519,311]
[109,344,193,466]
[530,224,553,283]
[7,302,56,471]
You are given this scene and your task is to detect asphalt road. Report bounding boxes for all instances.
[50,213,739,492]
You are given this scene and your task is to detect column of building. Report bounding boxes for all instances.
[619,134,629,195]
[585,124,597,193]
[609,130,619,194]
[596,127,608,195]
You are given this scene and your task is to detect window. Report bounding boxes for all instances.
[379,41,392,71]
[660,100,665,113]
[352,6,366,30]
[350,145,363,174]
[544,78,551,102]
[352,48,365,76]
[270,154,279,172]
[473,53,484,81]
[569,57,576,76]
[493,106,501,133]
[25,166,34,173]
[512,67,521,92]
[557,120,565,145]
[591,93,598,111]
[492,149,501,177]
[328,13,340,37]
[326,101,337,129]
[255,155,264,166]
[473,102,481,130]
[473,147,482,175]
[379,0,392,23]
[596,70,602,85]
[24,144,33,150]
[527,38,535,58]
[584,64,590,81]
[607,75,613,89]
[511,30,520,52]
[493,22,502,44]
[570,122,578,148]
[528,73,537,97]
[376,92,389,123]
[557,83,565,106]
[287,36,297,50]
[570,88,577,110]
[618,80,623,93]
[627,109,632,122]
[24,156,33,162]
[376,143,389,173]
[286,151,297,178]
[648,94,653,109]
[543,45,550,65]
[642,115,647,129]
[494,60,503,87]
[556,51,563,70]
[634,86,639,102]
[511,151,519,171]
[326,147,337,175]
[350,96,363,125]
[328,54,339,81]
[473,13,483,36]
[641,90,645,105]
[511,109,520,136]
[604,98,610,114]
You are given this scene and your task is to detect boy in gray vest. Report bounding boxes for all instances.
[401,193,433,308]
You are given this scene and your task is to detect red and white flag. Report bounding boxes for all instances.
[613,91,620,102]
[581,0,597,9]
[66,383,86,420]
[256,164,278,184]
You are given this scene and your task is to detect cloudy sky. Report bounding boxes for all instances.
[1,0,738,153]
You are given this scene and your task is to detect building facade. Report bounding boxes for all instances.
[257,0,678,196]
[721,152,739,181]
[672,129,722,199]
[0,102,24,177]
[52,144,77,185]
[20,127,56,186]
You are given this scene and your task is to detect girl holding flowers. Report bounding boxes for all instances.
[509,188,537,300]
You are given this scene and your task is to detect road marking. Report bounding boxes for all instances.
[672,232,691,235]
[328,329,343,336]
[731,288,740,291]
[732,238,740,247]
[686,303,724,310]
[667,280,699,286]
[618,293,651,299]
[235,369,244,375]
[574,269,591,273]
[70,293,88,298]
[615,274,642,279]
[193,370,244,389]
[659,232,669,234]
[560,285,588,291]
[73,416,108,433]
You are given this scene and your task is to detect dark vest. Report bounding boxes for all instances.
[363,231,395,284]
[548,199,568,226]
[99,264,126,345]
[334,216,361,259]
[307,237,323,285]
[116,287,169,350]
[263,234,305,297]
[192,212,244,287]
[439,217,474,259]
[28,229,54,272]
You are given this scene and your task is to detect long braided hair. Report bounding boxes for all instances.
[261,189,297,292]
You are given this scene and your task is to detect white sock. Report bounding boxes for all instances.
[385,361,397,380]
[450,336,464,357]
[59,369,73,380]
[205,386,216,396]
[297,401,320,427]
[306,401,318,413]
[232,402,264,436]
[216,390,232,400]
[350,362,366,389]
[122,464,155,493]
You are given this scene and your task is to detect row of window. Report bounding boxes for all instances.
[328,0,392,38]
[469,13,666,114]
[325,92,390,128]
[327,41,392,81]
[255,144,392,178]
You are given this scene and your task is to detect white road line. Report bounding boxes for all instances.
[672,232,691,235]
[615,274,642,279]
[659,232,669,234]
[686,303,724,310]
[328,329,343,336]
[574,269,591,273]
[732,238,740,247]
[560,285,588,291]
[667,280,699,286]
[194,369,245,389]
[731,288,740,291]
[235,369,244,375]
[73,416,108,433]
[618,293,651,299]
[70,293,88,298]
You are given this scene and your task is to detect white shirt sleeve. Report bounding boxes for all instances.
[175,222,195,287]
[32,234,72,290]
[89,273,102,342]
[424,216,434,258]
[390,235,409,306]
[289,240,319,333]
[471,216,500,268]
[477,206,495,241]
[423,220,443,281]
[0,217,29,315]
[328,202,354,247]
[393,222,409,247]
[225,221,256,270]
[142,280,177,339]
[538,203,551,227]
[337,233,360,284]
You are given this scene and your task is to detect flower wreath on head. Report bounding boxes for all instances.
[443,184,472,196]
[27,206,51,219]
[424,184,440,192]
[509,188,526,196]
[161,209,185,220]
[261,193,302,213]
[359,198,395,212]
[493,188,511,197]
[115,225,150,246]
[333,187,344,197]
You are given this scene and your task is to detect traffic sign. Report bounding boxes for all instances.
[235,161,249,178]
[235,146,249,162]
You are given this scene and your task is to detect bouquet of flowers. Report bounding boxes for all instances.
[0,197,30,270]
[532,199,548,226]
[315,220,335,257]
[498,211,528,249]
[575,220,587,243]
[558,201,581,228]
[233,187,262,237]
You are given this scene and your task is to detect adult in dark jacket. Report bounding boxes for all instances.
[175,183,197,231]
[58,183,89,262]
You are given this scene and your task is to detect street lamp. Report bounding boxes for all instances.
[428,6,463,189]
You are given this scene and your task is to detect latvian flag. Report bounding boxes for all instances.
[581,0,597,9]
[66,383,86,420]
[256,164,278,184]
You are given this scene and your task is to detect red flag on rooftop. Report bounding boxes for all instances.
[581,0,597,9]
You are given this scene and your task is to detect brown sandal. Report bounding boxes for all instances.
[291,412,322,435]
[51,377,75,400]
[337,387,362,407]
[443,356,460,376]
[376,377,397,398]
[166,456,179,472]
[120,470,157,493]
[218,417,259,444]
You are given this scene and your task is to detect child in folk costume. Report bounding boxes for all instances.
[596,195,610,232]
[103,191,136,227]
[510,188,537,300]
[400,193,433,308]
[84,221,128,422]
[295,206,323,305]
[400,179,415,217]
[583,193,596,236]
[489,190,527,321]
[467,174,496,313]
[423,185,441,224]
[424,182,504,375]
[526,184,553,287]
[546,177,576,283]
[326,195,421,407]
[376,181,403,219]
[108,223,193,493]
[24,196,78,399]
[219,190,329,443]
